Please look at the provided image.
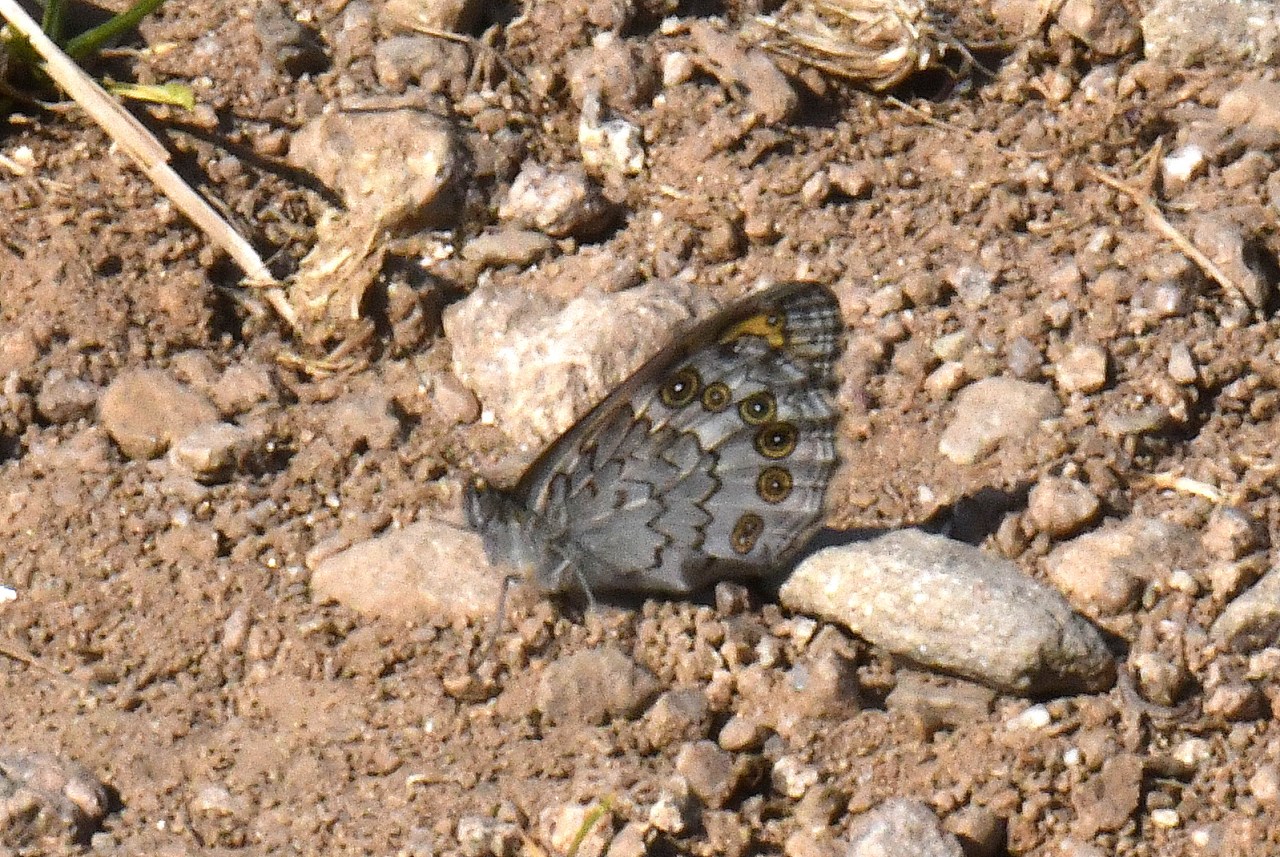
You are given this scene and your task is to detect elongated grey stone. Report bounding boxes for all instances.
[781,530,1115,695]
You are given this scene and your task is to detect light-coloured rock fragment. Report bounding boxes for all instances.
[938,377,1062,465]
[498,161,615,239]
[287,110,460,231]
[1054,344,1108,393]
[0,752,109,849]
[1027,476,1100,538]
[99,369,220,460]
[1211,568,1280,652]
[1141,0,1280,67]
[444,279,722,452]
[169,422,253,483]
[460,229,556,268]
[310,519,502,623]
[1045,517,1200,617]
[781,530,1115,695]
[844,799,963,857]
[535,647,660,725]
[35,374,97,424]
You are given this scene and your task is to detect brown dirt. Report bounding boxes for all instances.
[2,0,1280,855]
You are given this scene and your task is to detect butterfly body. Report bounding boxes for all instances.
[465,281,842,596]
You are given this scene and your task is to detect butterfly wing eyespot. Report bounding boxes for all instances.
[754,421,799,459]
[730,512,765,554]
[756,466,794,503]
[701,381,732,412]
[659,365,702,408]
[738,391,777,425]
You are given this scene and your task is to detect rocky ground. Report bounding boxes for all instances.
[3,0,1280,854]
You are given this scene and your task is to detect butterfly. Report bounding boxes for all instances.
[464,281,842,598]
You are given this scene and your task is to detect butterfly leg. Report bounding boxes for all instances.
[473,573,523,669]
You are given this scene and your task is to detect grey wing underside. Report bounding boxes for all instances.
[522,339,836,595]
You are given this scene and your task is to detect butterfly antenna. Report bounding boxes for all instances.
[475,573,519,668]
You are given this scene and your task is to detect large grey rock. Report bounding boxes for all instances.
[444,278,722,454]
[781,530,1115,695]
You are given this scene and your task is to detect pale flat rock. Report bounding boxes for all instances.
[310,519,502,623]
[844,799,963,857]
[169,422,254,483]
[1211,568,1280,653]
[780,530,1115,695]
[287,110,460,231]
[443,278,722,454]
[99,368,220,460]
[534,647,660,726]
[1141,0,1280,67]
[1044,517,1200,617]
[938,377,1062,465]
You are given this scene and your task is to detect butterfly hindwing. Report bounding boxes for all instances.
[467,281,842,596]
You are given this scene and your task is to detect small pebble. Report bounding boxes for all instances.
[1167,343,1197,384]
[772,755,820,799]
[1248,765,1280,805]
[100,368,220,460]
[1006,704,1053,731]
[1027,476,1100,538]
[843,799,964,857]
[644,689,712,749]
[828,163,873,198]
[461,229,557,268]
[456,816,522,857]
[648,787,693,834]
[498,161,615,240]
[1044,517,1198,617]
[1162,144,1207,190]
[662,50,694,86]
[540,802,614,857]
[169,422,252,483]
[537,647,660,726]
[35,374,97,424]
[1202,507,1266,560]
[943,805,1005,857]
[1211,569,1280,652]
[1055,344,1108,393]
[718,715,767,752]
[1203,682,1264,721]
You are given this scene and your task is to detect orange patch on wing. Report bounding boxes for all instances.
[720,312,787,347]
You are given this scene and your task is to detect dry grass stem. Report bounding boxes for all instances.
[0,0,285,302]
[1088,164,1252,307]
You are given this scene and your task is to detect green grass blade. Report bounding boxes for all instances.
[41,0,66,44]
[63,0,165,60]
[106,80,194,109]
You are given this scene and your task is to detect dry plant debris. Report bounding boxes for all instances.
[753,0,965,90]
